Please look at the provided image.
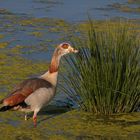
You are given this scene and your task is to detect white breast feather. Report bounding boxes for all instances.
[25,87,55,111]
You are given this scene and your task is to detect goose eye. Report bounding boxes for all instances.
[61,43,69,49]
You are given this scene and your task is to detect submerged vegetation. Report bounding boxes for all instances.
[61,21,140,115]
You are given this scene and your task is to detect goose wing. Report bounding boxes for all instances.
[1,78,52,107]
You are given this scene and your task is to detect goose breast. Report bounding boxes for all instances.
[25,87,55,110]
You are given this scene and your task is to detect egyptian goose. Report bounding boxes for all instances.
[0,43,78,127]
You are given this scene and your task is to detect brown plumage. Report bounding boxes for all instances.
[2,78,52,107]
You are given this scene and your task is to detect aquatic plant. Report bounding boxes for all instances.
[109,2,140,13]
[61,21,140,115]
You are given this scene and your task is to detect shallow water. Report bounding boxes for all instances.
[0,0,140,22]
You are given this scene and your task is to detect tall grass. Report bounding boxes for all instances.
[60,21,140,115]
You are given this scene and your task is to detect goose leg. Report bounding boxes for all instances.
[33,110,39,127]
[33,116,37,127]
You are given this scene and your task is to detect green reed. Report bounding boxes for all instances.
[60,21,140,115]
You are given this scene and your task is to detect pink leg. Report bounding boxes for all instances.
[33,110,39,127]
[33,115,37,127]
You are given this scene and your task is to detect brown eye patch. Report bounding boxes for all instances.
[61,43,69,49]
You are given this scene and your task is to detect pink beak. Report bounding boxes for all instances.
[69,47,79,53]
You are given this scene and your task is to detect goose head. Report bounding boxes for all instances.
[56,42,78,56]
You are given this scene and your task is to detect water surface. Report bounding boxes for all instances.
[0,0,140,22]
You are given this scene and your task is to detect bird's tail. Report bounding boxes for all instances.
[0,106,12,112]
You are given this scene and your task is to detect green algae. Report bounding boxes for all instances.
[0,34,4,39]
[0,110,139,140]
[128,0,140,4]
[18,17,72,35]
[44,111,140,140]
[43,110,140,137]
[77,20,140,33]
[74,20,140,49]
[0,8,13,15]
[109,3,140,13]
[0,42,9,48]
[19,17,70,28]
[29,31,43,38]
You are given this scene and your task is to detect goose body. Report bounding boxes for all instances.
[0,43,78,127]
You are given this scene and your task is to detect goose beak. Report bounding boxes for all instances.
[69,47,79,53]
[73,49,79,53]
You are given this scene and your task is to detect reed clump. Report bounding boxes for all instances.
[61,21,140,115]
